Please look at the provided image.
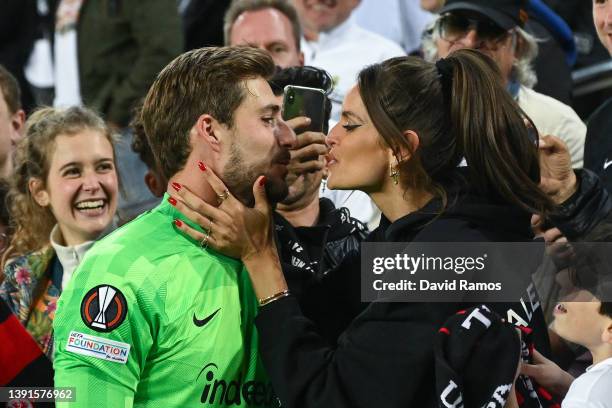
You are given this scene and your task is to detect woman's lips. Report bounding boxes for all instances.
[74,198,109,217]
[326,152,338,167]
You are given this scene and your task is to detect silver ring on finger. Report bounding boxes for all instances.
[200,233,210,250]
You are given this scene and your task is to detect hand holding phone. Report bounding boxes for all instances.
[282,85,329,134]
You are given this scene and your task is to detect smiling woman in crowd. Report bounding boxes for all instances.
[172,48,555,407]
[0,106,118,358]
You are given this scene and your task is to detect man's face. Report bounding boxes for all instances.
[292,0,360,33]
[220,78,295,206]
[436,12,516,82]
[230,8,304,68]
[0,90,24,178]
[594,0,612,55]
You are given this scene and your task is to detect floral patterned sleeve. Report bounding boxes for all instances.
[0,260,21,315]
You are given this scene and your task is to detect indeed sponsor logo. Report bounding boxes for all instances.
[66,331,130,364]
[197,363,277,406]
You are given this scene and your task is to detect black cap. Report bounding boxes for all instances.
[439,0,529,30]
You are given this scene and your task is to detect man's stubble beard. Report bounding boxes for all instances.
[222,143,289,207]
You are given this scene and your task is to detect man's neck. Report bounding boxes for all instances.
[167,157,218,206]
[276,194,320,227]
[0,157,11,180]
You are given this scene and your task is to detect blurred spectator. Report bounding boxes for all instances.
[291,0,405,122]
[0,0,37,113]
[422,0,576,105]
[52,0,182,125]
[583,0,612,193]
[593,0,612,59]
[51,0,183,222]
[545,0,611,69]
[181,0,232,50]
[225,0,304,67]
[0,66,26,180]
[429,0,586,168]
[353,0,436,54]
[0,107,118,359]
[24,0,55,107]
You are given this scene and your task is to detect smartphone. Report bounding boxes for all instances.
[282,85,328,134]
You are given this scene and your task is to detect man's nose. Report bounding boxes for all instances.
[276,119,296,148]
[457,28,481,48]
[326,123,339,148]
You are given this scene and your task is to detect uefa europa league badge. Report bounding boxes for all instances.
[80,285,128,332]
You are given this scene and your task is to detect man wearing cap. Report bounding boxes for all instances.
[429,0,586,168]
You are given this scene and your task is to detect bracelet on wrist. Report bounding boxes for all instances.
[259,289,290,306]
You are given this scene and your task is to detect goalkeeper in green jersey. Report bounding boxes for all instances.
[53,46,296,407]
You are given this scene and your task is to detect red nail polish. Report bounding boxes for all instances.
[171,182,181,191]
[168,197,177,206]
[174,219,183,227]
[198,161,207,172]
[259,176,266,186]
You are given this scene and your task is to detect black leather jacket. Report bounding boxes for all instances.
[273,198,368,342]
[550,169,612,241]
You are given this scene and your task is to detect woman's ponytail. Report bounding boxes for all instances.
[445,49,554,215]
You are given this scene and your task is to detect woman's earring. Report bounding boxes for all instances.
[389,164,399,185]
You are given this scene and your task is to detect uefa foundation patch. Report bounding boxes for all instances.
[65,331,130,364]
[80,285,127,332]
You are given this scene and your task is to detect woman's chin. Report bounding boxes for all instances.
[326,180,353,191]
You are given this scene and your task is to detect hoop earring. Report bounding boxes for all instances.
[389,164,399,185]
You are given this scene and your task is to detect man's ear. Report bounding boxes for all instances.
[602,320,612,344]
[194,114,223,154]
[298,51,305,67]
[513,33,526,59]
[28,178,49,207]
[10,109,25,145]
[144,170,166,198]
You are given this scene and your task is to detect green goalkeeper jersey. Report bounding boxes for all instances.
[53,196,275,407]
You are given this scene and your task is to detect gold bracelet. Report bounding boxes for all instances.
[259,289,291,306]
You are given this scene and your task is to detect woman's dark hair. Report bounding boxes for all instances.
[357,48,554,215]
